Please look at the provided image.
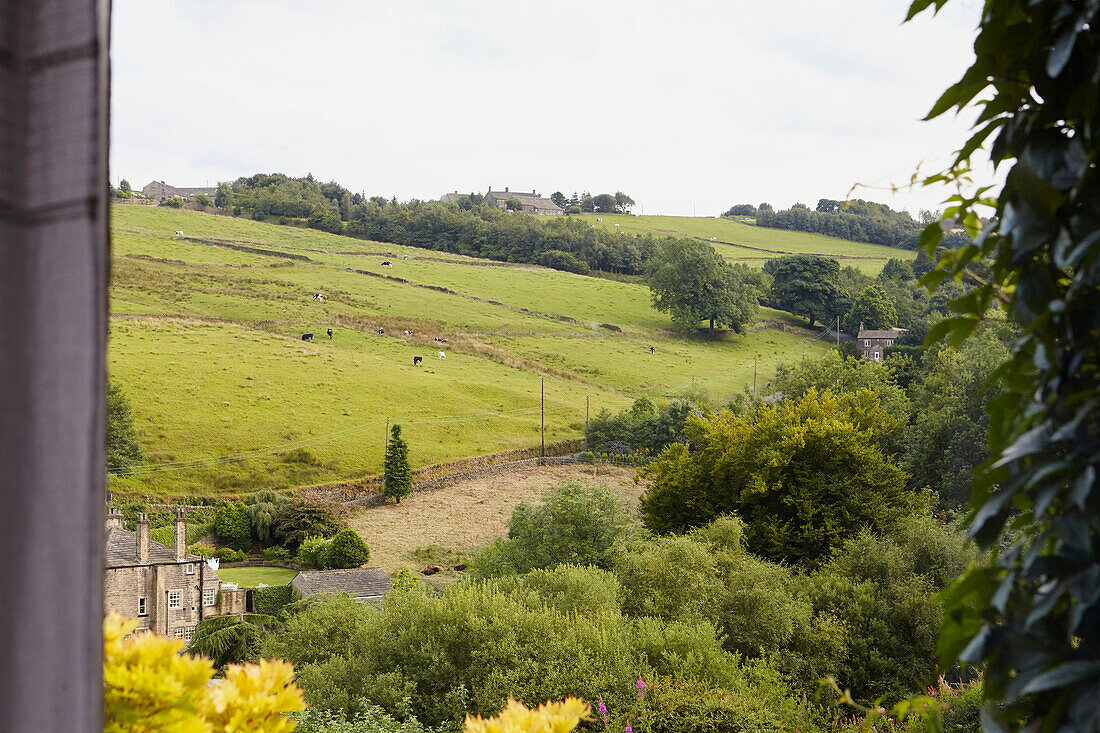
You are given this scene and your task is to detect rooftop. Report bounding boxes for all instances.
[292,567,393,599]
[104,525,201,568]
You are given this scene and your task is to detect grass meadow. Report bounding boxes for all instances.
[109,205,835,499]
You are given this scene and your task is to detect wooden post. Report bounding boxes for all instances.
[541,378,545,458]
[585,395,589,450]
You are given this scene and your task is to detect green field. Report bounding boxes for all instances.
[108,205,832,498]
[576,214,914,274]
[216,567,299,587]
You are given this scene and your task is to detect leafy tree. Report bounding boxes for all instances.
[214,182,233,210]
[215,501,252,552]
[614,191,635,213]
[323,528,370,569]
[193,192,211,207]
[549,191,567,209]
[106,380,144,474]
[382,424,411,503]
[646,238,761,331]
[590,193,616,214]
[504,197,524,213]
[245,489,289,544]
[880,257,914,282]
[902,1,1100,728]
[271,500,341,550]
[842,285,897,334]
[187,613,279,669]
[118,179,131,192]
[307,207,343,234]
[767,255,843,327]
[722,204,757,217]
[537,249,590,275]
[640,389,916,566]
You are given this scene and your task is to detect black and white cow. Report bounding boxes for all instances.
[378,327,385,336]
[413,356,423,366]
[327,328,333,339]
[302,333,313,342]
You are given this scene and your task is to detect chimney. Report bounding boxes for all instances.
[504,186,508,193]
[105,508,124,529]
[136,513,150,563]
[174,508,186,561]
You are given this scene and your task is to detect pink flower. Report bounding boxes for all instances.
[597,695,609,727]
[637,676,646,700]
[625,725,632,733]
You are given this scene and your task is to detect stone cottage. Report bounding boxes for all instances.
[483,187,564,216]
[103,508,246,640]
[292,567,393,603]
[856,325,906,362]
[141,180,217,202]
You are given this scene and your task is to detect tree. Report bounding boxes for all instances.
[187,614,279,670]
[842,285,897,334]
[214,182,233,210]
[118,179,131,192]
[903,2,1100,729]
[504,197,524,213]
[245,489,289,544]
[722,204,757,217]
[767,254,844,327]
[215,501,251,552]
[382,424,411,503]
[271,500,341,550]
[323,528,369,569]
[106,380,144,474]
[613,191,635,213]
[549,191,567,209]
[646,238,761,331]
[592,193,617,214]
[639,389,916,566]
[879,258,914,282]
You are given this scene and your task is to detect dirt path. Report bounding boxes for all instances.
[346,463,642,574]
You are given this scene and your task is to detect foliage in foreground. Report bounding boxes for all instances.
[906,0,1100,729]
[464,697,589,733]
[103,611,303,732]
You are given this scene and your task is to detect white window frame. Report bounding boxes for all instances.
[864,339,871,346]
[185,563,194,575]
[184,626,195,642]
[138,597,147,616]
[173,627,186,639]
[167,589,181,609]
[203,587,216,607]
[873,351,881,362]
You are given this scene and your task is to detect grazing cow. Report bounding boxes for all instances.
[381,261,392,267]
[413,356,423,366]
[596,218,602,222]
[438,351,446,360]
[327,328,333,339]
[301,333,313,342]
[404,330,412,335]
[453,563,468,572]
[650,346,656,354]
[421,565,442,576]
[174,230,184,236]
[378,328,385,336]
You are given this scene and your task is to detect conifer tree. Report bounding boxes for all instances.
[383,424,411,503]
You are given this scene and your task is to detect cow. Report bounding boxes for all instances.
[421,565,442,576]
[174,230,184,236]
[327,328,333,339]
[438,351,446,360]
[434,337,448,344]
[403,255,409,260]
[404,330,413,335]
[381,261,392,267]
[413,356,423,366]
[650,346,656,354]
[301,333,313,342]
[378,328,385,336]
[453,563,468,572]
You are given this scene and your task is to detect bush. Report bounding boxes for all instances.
[246,489,289,544]
[272,500,342,550]
[253,584,296,617]
[214,501,251,551]
[193,192,211,207]
[214,547,247,563]
[158,196,184,208]
[263,546,292,564]
[297,536,333,570]
[290,704,436,733]
[106,381,145,474]
[324,528,370,569]
[188,543,216,557]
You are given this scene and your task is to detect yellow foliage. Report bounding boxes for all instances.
[103,612,305,733]
[464,698,590,733]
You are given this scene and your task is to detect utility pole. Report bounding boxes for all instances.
[385,417,389,451]
[836,316,840,348]
[753,357,758,395]
[802,341,806,365]
[585,395,589,451]
[540,378,545,457]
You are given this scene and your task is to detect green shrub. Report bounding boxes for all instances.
[188,543,216,557]
[245,490,289,544]
[324,529,370,569]
[382,424,412,503]
[215,501,252,551]
[214,547,247,562]
[252,584,295,617]
[150,525,174,546]
[272,501,342,550]
[159,196,184,208]
[297,536,332,570]
[263,546,292,564]
[290,704,434,733]
[150,517,214,548]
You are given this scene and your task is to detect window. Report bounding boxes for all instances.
[138,597,147,616]
[185,563,194,575]
[886,340,893,346]
[203,587,216,606]
[167,590,181,609]
[873,351,881,361]
[864,339,871,346]
[185,626,195,641]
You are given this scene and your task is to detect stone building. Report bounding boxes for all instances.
[141,180,217,202]
[292,567,393,603]
[483,187,564,216]
[856,325,906,362]
[103,508,246,640]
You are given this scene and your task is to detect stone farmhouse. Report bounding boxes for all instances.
[103,508,246,641]
[142,180,217,202]
[292,567,393,603]
[483,187,564,216]
[856,325,906,362]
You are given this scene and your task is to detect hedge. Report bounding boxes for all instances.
[252,585,296,617]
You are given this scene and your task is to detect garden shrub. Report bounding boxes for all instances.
[297,536,333,570]
[246,489,289,544]
[263,546,292,564]
[253,585,296,618]
[215,501,251,552]
[215,547,247,563]
[324,528,370,569]
[272,500,342,550]
[188,543,216,557]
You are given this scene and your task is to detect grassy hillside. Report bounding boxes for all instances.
[108,205,832,498]
[576,213,914,274]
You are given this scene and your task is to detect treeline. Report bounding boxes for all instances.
[725,199,923,249]
[219,174,654,275]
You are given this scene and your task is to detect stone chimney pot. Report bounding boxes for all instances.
[174,508,186,561]
[136,513,150,563]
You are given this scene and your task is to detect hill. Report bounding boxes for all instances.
[576,214,915,274]
[108,205,832,498]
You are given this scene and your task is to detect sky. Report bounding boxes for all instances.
[110,0,992,217]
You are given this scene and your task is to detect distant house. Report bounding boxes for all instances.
[856,325,906,361]
[103,508,247,640]
[440,191,466,204]
[292,567,393,603]
[483,187,564,216]
[141,180,217,202]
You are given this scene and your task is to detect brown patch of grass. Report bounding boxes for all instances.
[346,463,642,574]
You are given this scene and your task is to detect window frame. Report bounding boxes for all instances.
[137,597,147,616]
[185,563,194,575]
[202,587,216,607]
[167,589,181,609]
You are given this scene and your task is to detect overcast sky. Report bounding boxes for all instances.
[111,0,990,217]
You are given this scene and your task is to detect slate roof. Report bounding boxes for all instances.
[485,188,563,212]
[857,328,906,340]
[292,567,393,599]
[104,525,201,568]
